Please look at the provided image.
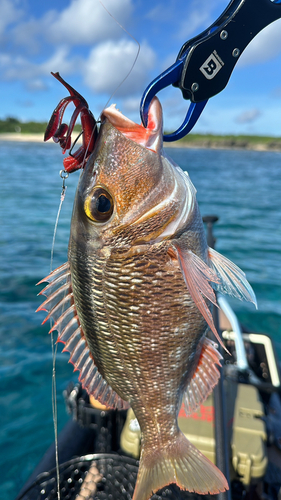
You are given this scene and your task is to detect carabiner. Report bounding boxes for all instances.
[140,59,208,142]
[140,60,183,128]
[162,100,208,142]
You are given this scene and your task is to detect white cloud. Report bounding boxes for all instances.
[40,47,79,75]
[235,109,261,124]
[11,16,49,52]
[0,0,23,38]
[119,96,143,123]
[178,9,214,40]
[177,0,229,40]
[0,35,155,101]
[0,47,78,83]
[0,54,35,81]
[122,97,141,112]
[146,1,180,23]
[239,20,281,66]
[146,0,230,41]
[25,79,49,92]
[46,0,133,46]
[83,39,156,97]
[0,0,137,93]
[11,0,134,50]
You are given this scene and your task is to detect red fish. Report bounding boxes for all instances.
[38,97,256,500]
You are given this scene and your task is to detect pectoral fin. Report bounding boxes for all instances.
[208,247,257,308]
[169,244,223,347]
[170,242,256,349]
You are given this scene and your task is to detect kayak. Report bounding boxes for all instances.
[15,218,281,500]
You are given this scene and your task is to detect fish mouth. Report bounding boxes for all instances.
[102,97,163,153]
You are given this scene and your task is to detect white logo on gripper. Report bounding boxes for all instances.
[199,51,224,80]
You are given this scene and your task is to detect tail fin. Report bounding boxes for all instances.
[133,431,228,500]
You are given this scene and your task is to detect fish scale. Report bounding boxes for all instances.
[73,236,201,419]
[88,247,203,426]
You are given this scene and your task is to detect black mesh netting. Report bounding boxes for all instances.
[16,453,214,500]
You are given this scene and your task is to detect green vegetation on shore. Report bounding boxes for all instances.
[1,117,281,150]
[169,132,281,151]
[0,117,48,134]
[179,132,281,145]
[0,117,80,134]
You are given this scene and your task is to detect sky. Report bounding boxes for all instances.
[2,0,281,136]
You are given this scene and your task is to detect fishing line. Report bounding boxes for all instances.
[50,170,68,272]
[49,169,69,500]
[50,330,60,500]
[98,0,141,111]
[44,5,141,496]
[69,130,84,157]
[79,0,141,169]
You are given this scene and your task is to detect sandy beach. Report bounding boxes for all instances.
[165,140,272,151]
[0,132,83,144]
[0,133,45,142]
[1,132,281,151]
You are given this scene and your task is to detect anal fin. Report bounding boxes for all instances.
[184,338,222,416]
[37,263,129,410]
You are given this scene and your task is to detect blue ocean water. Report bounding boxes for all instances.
[1,141,280,499]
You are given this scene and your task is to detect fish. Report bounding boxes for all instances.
[37,96,256,500]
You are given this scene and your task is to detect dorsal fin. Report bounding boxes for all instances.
[37,263,129,410]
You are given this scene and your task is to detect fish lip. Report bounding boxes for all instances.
[103,117,150,152]
[101,105,136,129]
[102,99,163,153]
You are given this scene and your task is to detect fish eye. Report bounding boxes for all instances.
[84,187,114,222]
